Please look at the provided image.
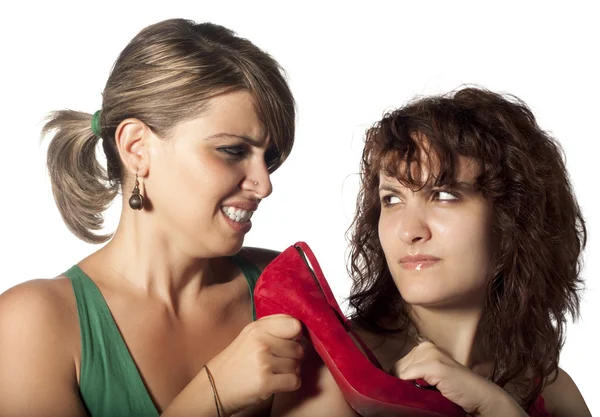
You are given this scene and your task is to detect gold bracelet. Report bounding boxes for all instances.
[204,364,222,417]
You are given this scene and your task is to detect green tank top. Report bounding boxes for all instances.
[66,254,262,417]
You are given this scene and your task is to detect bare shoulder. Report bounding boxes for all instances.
[0,276,79,359]
[238,246,281,270]
[0,277,85,414]
[0,276,77,329]
[271,338,358,417]
[542,367,591,417]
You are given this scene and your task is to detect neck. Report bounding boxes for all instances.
[408,302,488,371]
[86,205,232,308]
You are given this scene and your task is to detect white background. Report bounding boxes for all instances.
[0,1,597,414]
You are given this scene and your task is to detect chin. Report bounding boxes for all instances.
[401,288,486,309]
[189,237,245,259]
[395,282,453,306]
[394,272,487,308]
[217,237,246,257]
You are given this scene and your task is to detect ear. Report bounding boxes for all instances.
[115,118,151,177]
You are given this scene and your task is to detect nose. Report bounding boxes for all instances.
[243,158,273,199]
[397,205,432,245]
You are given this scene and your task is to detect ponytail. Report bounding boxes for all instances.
[42,110,118,243]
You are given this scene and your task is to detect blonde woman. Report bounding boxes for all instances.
[0,18,302,417]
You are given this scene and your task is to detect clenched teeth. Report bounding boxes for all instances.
[221,206,254,223]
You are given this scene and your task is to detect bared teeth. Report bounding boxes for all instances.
[221,206,253,223]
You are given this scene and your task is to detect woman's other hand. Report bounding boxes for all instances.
[392,341,527,417]
[207,314,304,415]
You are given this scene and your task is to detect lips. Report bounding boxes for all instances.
[400,255,440,263]
[221,201,259,212]
[399,255,441,271]
[220,200,258,234]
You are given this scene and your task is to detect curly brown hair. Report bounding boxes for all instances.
[347,86,586,406]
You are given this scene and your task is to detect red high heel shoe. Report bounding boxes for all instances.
[254,242,465,417]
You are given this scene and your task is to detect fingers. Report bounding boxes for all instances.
[393,349,416,377]
[206,315,305,414]
[397,360,444,385]
[269,356,300,375]
[267,373,302,394]
[393,341,434,376]
[255,341,303,398]
[265,334,304,360]
[253,314,303,340]
[393,341,452,384]
[253,357,302,400]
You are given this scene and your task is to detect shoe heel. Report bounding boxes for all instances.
[293,243,385,369]
[254,243,465,417]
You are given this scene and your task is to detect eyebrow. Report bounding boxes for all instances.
[378,181,477,194]
[378,184,405,195]
[204,133,265,147]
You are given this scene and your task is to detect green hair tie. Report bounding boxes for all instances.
[91,110,102,137]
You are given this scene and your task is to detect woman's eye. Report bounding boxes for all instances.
[434,190,459,201]
[218,146,247,158]
[382,195,401,206]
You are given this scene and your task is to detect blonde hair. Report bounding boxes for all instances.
[43,19,296,243]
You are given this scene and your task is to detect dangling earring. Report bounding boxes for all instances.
[128,172,144,210]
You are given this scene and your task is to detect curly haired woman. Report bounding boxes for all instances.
[273,87,591,417]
